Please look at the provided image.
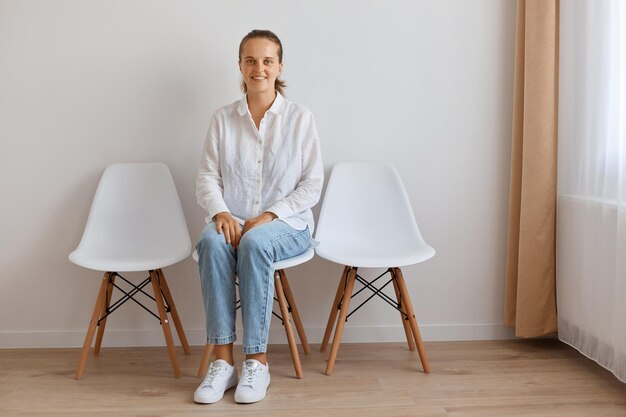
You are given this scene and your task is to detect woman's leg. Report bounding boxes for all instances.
[196,222,239,364]
[236,221,311,359]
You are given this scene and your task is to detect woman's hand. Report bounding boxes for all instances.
[241,212,278,236]
[213,212,242,249]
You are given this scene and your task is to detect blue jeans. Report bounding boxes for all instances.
[196,220,311,354]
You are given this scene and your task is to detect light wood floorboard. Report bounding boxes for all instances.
[1,340,625,416]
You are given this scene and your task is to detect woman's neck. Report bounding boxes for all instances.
[247,90,276,119]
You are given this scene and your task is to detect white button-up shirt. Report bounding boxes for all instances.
[196,93,324,233]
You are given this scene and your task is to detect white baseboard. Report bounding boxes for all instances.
[0,324,514,349]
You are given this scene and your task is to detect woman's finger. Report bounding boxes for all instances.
[223,222,231,245]
[229,222,238,247]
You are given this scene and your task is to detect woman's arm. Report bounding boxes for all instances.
[196,115,230,219]
[266,111,324,219]
[196,114,242,247]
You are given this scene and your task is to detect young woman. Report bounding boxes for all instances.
[194,30,323,404]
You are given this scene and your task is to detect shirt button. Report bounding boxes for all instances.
[257,160,261,164]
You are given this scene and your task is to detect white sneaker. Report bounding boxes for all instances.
[234,359,271,404]
[194,360,238,404]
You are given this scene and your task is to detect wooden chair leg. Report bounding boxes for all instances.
[157,269,190,355]
[94,273,116,355]
[325,267,357,376]
[321,266,349,352]
[197,343,214,378]
[150,270,181,378]
[76,272,110,380]
[278,269,310,354]
[394,268,430,373]
[275,271,303,379]
[391,269,415,351]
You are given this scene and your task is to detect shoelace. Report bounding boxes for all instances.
[240,364,260,386]
[201,364,226,388]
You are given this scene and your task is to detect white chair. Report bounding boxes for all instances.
[315,161,435,375]
[69,162,192,380]
[193,247,313,379]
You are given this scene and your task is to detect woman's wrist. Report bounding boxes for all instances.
[263,211,278,221]
[213,211,232,222]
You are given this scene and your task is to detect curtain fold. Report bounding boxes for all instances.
[504,0,559,338]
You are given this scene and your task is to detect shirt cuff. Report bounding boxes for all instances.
[266,200,293,220]
[207,201,230,221]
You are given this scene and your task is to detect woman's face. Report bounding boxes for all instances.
[239,38,283,96]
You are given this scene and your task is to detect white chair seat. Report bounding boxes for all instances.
[315,244,434,269]
[192,247,314,270]
[314,161,435,269]
[70,251,191,273]
[69,163,191,272]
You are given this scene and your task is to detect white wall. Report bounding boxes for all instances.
[0,0,516,348]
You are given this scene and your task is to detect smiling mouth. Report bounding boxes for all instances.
[251,76,266,81]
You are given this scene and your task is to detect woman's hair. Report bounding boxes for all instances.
[238,29,286,95]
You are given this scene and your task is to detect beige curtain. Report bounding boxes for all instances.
[504,0,559,338]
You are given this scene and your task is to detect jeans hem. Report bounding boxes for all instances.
[243,344,267,354]
[207,334,236,345]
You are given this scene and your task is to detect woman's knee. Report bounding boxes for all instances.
[196,223,230,257]
[238,228,271,261]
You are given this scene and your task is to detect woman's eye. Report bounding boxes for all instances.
[264,60,273,65]
[246,59,255,65]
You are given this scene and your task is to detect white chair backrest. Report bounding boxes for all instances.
[70,162,191,271]
[315,161,434,267]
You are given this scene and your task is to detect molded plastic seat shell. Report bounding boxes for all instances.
[314,161,435,268]
[69,163,192,272]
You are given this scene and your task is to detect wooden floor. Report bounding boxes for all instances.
[1,340,625,416]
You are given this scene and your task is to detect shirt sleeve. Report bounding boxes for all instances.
[266,111,324,219]
[196,113,230,220]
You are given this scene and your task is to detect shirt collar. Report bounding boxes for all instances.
[237,91,285,117]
